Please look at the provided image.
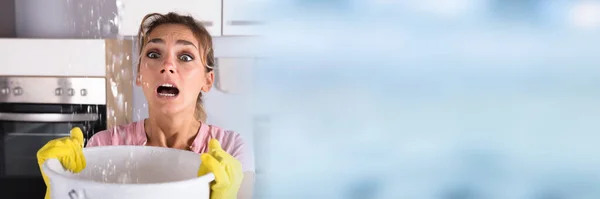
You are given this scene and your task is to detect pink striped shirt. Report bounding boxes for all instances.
[86,120,255,172]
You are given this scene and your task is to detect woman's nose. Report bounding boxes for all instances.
[160,68,175,74]
[160,55,176,74]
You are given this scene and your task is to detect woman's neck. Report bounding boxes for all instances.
[144,112,200,150]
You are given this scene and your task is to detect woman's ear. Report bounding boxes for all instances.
[201,71,214,92]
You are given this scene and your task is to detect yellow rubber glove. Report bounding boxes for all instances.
[37,127,87,199]
[197,139,244,199]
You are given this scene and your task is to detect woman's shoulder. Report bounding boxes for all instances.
[86,120,146,147]
[199,124,255,172]
[197,124,246,150]
[205,124,241,139]
[202,124,249,148]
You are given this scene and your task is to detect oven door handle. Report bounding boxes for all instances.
[6,132,72,137]
[0,112,99,122]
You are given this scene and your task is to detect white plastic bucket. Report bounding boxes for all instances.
[42,146,215,199]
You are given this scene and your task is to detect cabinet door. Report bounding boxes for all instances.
[222,0,265,36]
[0,39,105,77]
[119,0,222,36]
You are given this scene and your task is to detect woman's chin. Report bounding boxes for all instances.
[150,101,185,115]
[158,106,186,117]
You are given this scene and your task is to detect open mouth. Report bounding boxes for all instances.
[156,83,180,97]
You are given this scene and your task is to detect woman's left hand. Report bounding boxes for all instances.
[197,139,244,199]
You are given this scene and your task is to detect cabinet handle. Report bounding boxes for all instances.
[7,133,71,137]
[0,112,99,122]
[228,20,263,26]
[202,21,213,27]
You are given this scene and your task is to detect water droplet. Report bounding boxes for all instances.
[110,80,118,97]
[102,23,112,35]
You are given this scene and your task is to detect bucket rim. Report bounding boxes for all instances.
[42,145,215,187]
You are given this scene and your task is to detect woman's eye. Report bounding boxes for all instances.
[179,54,194,62]
[147,52,160,59]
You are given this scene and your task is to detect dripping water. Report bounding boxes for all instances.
[59,0,138,183]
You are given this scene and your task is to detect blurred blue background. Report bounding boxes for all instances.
[252,0,600,198]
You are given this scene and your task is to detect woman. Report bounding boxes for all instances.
[36,12,254,199]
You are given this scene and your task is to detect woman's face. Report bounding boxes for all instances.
[137,24,213,116]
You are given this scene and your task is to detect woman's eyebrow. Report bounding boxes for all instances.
[147,38,164,44]
[146,38,197,49]
[175,40,197,49]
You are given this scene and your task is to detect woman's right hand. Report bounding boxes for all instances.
[37,127,87,199]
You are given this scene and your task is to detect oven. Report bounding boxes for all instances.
[0,76,106,197]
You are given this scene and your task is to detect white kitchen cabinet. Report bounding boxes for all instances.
[222,0,265,36]
[0,39,105,77]
[118,0,222,36]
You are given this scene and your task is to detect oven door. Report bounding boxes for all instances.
[0,103,105,178]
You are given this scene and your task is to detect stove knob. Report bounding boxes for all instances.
[67,88,74,96]
[0,88,9,95]
[13,87,22,96]
[80,89,87,96]
[55,88,63,96]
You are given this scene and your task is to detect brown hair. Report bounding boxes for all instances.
[136,12,214,122]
